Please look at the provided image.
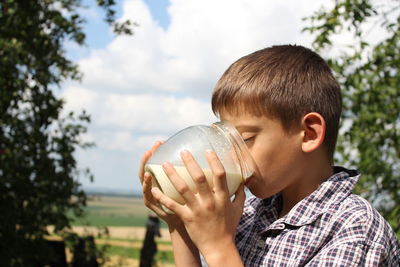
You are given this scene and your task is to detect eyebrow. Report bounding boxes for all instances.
[235,125,261,132]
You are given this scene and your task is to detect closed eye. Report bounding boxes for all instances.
[243,136,255,143]
[241,131,257,144]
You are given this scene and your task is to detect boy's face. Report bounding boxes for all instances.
[220,111,305,199]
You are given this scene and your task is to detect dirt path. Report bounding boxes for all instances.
[95,239,172,251]
[48,226,171,242]
[104,256,175,267]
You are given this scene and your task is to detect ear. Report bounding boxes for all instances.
[301,112,326,153]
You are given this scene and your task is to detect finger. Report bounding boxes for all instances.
[151,186,186,215]
[138,150,152,182]
[150,140,164,154]
[180,150,212,197]
[162,162,197,204]
[142,172,168,216]
[232,183,246,209]
[138,141,164,182]
[205,150,228,195]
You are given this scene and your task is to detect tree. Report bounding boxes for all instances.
[0,1,133,265]
[304,0,400,236]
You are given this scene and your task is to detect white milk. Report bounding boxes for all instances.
[145,164,244,205]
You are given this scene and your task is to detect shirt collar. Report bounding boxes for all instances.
[282,166,360,227]
[256,167,360,231]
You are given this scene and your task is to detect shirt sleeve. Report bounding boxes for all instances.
[306,200,400,267]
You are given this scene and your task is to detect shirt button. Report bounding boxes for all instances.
[257,239,265,247]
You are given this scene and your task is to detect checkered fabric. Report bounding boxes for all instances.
[236,167,400,266]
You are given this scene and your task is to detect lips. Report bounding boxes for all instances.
[244,175,254,187]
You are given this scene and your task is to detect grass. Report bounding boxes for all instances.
[96,236,172,245]
[100,244,140,259]
[74,212,147,227]
[98,244,174,263]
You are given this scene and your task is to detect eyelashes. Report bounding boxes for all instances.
[243,136,255,143]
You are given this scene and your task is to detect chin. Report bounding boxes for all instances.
[247,184,276,199]
[247,186,265,199]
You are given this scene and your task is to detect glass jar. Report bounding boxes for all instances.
[145,122,254,212]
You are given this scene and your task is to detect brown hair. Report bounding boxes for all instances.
[212,45,342,159]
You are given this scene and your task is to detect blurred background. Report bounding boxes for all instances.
[1,0,399,266]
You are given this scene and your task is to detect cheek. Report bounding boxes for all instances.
[249,143,273,175]
[251,137,299,175]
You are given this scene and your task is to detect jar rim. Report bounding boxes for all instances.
[212,121,254,180]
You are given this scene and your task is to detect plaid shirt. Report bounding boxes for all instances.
[235,167,400,266]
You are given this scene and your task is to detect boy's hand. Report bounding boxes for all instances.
[151,150,246,263]
[138,141,182,227]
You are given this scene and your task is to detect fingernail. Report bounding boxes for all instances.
[162,162,171,170]
[205,149,214,154]
[151,187,161,197]
[180,149,190,157]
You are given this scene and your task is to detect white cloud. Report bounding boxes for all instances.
[97,131,136,152]
[75,0,327,96]
[134,134,169,152]
[63,86,99,112]
[72,91,217,133]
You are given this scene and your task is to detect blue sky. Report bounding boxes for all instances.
[68,0,170,60]
[62,0,329,194]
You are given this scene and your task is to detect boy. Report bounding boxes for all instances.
[138,45,399,266]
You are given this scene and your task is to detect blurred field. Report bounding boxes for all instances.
[65,195,173,266]
[72,195,166,228]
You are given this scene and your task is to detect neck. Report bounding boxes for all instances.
[279,155,333,218]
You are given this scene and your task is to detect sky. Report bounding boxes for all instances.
[61,0,329,194]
